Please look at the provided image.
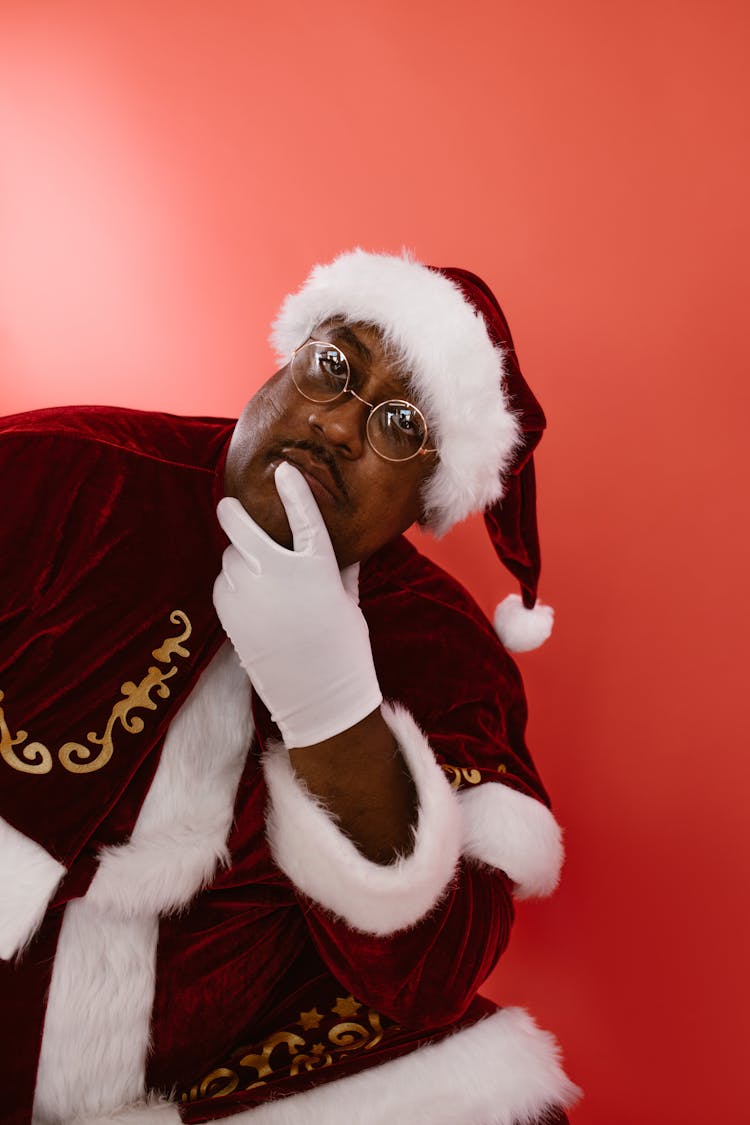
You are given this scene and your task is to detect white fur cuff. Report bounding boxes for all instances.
[263,702,461,935]
[190,1006,580,1125]
[0,815,65,959]
[459,783,564,898]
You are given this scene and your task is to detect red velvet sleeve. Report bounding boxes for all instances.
[299,857,515,1029]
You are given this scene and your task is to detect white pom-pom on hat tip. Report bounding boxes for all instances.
[494,594,554,653]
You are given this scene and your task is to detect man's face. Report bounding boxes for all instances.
[224,323,437,568]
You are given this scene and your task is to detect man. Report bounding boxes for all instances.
[0,250,579,1124]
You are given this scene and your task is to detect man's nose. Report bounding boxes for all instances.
[307,393,368,458]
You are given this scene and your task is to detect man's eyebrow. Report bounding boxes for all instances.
[331,325,373,365]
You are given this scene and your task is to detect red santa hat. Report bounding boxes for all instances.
[270,249,553,652]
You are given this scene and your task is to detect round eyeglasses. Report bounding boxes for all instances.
[290,340,436,463]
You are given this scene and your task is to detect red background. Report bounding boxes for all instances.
[1,2,747,1120]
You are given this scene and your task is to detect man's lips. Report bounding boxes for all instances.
[276,445,348,504]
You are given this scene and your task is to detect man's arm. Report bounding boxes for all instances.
[289,708,416,864]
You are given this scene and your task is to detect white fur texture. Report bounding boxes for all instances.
[0,815,65,960]
[33,905,160,1124]
[459,783,563,899]
[263,701,461,934]
[67,1094,180,1125]
[494,594,554,653]
[196,1006,580,1125]
[33,643,254,1125]
[270,249,523,536]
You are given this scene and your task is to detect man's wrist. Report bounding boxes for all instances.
[288,707,417,864]
[274,678,383,749]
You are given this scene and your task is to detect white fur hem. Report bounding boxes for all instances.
[459,784,563,899]
[66,1095,181,1124]
[270,249,523,534]
[188,1006,580,1125]
[0,815,65,960]
[263,701,461,934]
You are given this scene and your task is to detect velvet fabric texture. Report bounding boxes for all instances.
[0,406,232,861]
[0,406,558,1123]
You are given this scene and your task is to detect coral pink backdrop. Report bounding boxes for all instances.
[2,2,747,1121]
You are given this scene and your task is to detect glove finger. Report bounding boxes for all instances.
[221,545,261,588]
[340,562,360,603]
[274,461,334,557]
[217,496,281,566]
[212,570,233,614]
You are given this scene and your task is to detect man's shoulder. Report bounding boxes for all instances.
[362,535,500,647]
[362,535,526,711]
[0,404,235,473]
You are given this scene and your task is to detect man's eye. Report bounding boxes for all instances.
[316,350,348,380]
[389,406,417,433]
[320,356,347,378]
[379,404,426,447]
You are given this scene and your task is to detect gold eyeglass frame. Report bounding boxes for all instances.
[290,339,436,464]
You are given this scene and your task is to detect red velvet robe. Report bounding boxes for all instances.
[0,406,575,1124]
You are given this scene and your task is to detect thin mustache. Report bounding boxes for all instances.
[272,440,349,500]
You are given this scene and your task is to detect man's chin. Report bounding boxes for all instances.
[234,484,294,551]
[229,465,361,565]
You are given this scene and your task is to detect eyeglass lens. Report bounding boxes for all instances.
[291,341,427,460]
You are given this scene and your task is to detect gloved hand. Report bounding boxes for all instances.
[213,461,383,748]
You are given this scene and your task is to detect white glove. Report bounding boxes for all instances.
[213,461,383,748]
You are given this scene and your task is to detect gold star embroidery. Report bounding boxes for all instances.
[332,995,362,1018]
[311,1043,325,1056]
[298,1007,324,1031]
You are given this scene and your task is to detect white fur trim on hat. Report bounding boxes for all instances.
[270,249,523,535]
[263,701,461,935]
[494,593,554,653]
[458,783,564,899]
[0,816,65,960]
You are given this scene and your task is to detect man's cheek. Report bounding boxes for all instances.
[236,474,293,550]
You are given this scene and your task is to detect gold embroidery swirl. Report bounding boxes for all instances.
[181,1068,241,1104]
[152,610,192,662]
[58,664,178,773]
[199,1068,239,1099]
[329,1008,384,1052]
[441,763,482,789]
[181,998,393,1104]
[0,691,53,774]
[289,1044,333,1074]
[239,1031,306,1082]
[0,610,192,775]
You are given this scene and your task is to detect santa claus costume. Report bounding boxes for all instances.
[0,251,579,1125]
